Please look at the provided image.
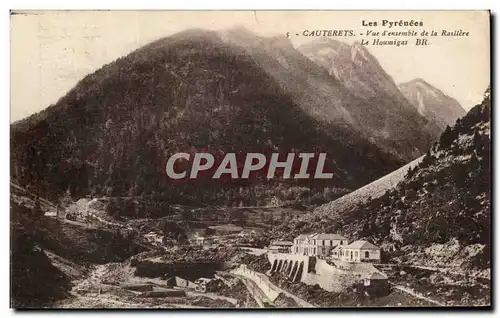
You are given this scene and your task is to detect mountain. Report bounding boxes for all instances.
[274,87,491,273]
[294,37,441,160]
[10,29,403,208]
[399,78,466,129]
[219,28,350,125]
[298,39,403,100]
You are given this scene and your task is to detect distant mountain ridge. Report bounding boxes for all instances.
[295,37,442,160]
[399,78,466,129]
[223,30,440,162]
[298,38,405,101]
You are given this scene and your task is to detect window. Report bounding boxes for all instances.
[322,240,325,246]
[340,241,343,245]
[355,251,358,257]
[365,251,370,258]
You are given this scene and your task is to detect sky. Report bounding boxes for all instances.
[10,10,490,122]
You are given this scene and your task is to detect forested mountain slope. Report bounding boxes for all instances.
[274,88,491,272]
[11,29,401,209]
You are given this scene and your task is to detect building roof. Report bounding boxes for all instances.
[346,240,379,250]
[272,241,294,246]
[310,233,347,240]
[295,234,308,240]
[196,278,213,283]
[268,246,281,250]
[331,245,344,252]
[364,272,388,280]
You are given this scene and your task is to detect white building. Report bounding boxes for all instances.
[340,240,381,263]
[292,233,348,257]
[292,234,309,255]
[330,244,344,260]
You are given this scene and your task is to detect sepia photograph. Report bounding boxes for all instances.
[9,10,491,309]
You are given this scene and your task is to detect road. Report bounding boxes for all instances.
[377,263,479,279]
[239,276,270,308]
[232,265,315,308]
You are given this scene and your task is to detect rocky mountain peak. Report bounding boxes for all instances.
[349,41,371,62]
[399,79,466,129]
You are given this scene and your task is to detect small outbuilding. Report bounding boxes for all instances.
[194,277,218,293]
[340,240,381,263]
[362,271,390,296]
[268,240,293,254]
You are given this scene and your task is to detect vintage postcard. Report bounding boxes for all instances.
[10,10,491,309]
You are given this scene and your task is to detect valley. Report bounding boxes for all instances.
[9,26,490,309]
[10,160,490,308]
